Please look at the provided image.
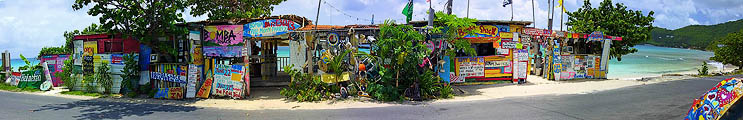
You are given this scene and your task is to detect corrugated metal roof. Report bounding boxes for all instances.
[182,14,313,26]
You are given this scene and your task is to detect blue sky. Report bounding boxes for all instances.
[0,0,742,58]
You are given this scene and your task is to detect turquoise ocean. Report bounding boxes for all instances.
[607,45,716,79]
[6,45,714,79]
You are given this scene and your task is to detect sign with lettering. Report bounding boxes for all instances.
[244,19,301,37]
[196,77,213,99]
[456,57,485,78]
[212,64,245,99]
[17,70,43,89]
[501,41,518,49]
[186,64,200,98]
[458,25,500,38]
[149,64,188,84]
[168,87,183,99]
[588,31,604,41]
[154,88,169,99]
[83,41,97,56]
[203,25,244,57]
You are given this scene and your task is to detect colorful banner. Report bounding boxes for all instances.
[244,19,301,37]
[686,78,743,120]
[149,64,187,84]
[203,46,243,57]
[212,64,245,99]
[17,70,43,89]
[203,25,244,57]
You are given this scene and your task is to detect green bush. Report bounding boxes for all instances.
[120,54,139,95]
[83,75,96,92]
[698,61,709,75]
[57,59,75,90]
[280,65,330,102]
[96,62,112,94]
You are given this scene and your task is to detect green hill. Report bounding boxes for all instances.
[646,19,743,50]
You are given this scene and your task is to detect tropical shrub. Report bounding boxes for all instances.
[280,65,330,102]
[120,54,139,95]
[56,59,75,90]
[96,62,112,94]
[699,61,709,75]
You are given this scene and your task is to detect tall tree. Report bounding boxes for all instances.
[566,0,654,61]
[710,30,743,70]
[72,0,189,44]
[188,0,287,20]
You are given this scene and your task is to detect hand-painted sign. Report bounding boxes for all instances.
[83,41,97,56]
[458,25,500,38]
[150,71,187,84]
[168,87,183,99]
[686,78,743,120]
[244,19,301,37]
[186,64,201,98]
[212,64,245,99]
[588,31,604,41]
[154,88,169,98]
[149,64,188,84]
[154,87,183,99]
[456,57,485,78]
[203,25,244,57]
[501,41,518,49]
[196,77,213,99]
[484,56,512,78]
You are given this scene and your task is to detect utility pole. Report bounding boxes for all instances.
[446,0,453,15]
[511,0,514,21]
[532,0,536,27]
[467,0,470,18]
[309,0,322,75]
[560,0,563,31]
[548,0,553,31]
[371,14,374,24]
[428,0,433,26]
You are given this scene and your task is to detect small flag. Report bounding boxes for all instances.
[402,0,414,23]
[556,0,567,12]
[503,0,512,7]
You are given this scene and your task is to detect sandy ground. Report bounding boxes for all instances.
[11,72,736,111]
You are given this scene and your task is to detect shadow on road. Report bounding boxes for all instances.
[32,99,201,120]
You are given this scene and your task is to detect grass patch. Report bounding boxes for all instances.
[0,83,41,92]
[60,91,103,97]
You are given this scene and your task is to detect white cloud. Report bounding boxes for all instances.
[0,0,99,58]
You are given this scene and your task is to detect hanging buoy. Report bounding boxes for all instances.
[359,64,366,71]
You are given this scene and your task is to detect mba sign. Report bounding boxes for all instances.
[244,19,302,37]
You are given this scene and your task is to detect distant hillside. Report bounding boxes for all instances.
[646,19,743,50]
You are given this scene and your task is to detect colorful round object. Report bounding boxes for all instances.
[327,33,340,47]
[358,64,366,71]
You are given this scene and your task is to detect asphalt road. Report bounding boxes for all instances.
[1,75,742,120]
